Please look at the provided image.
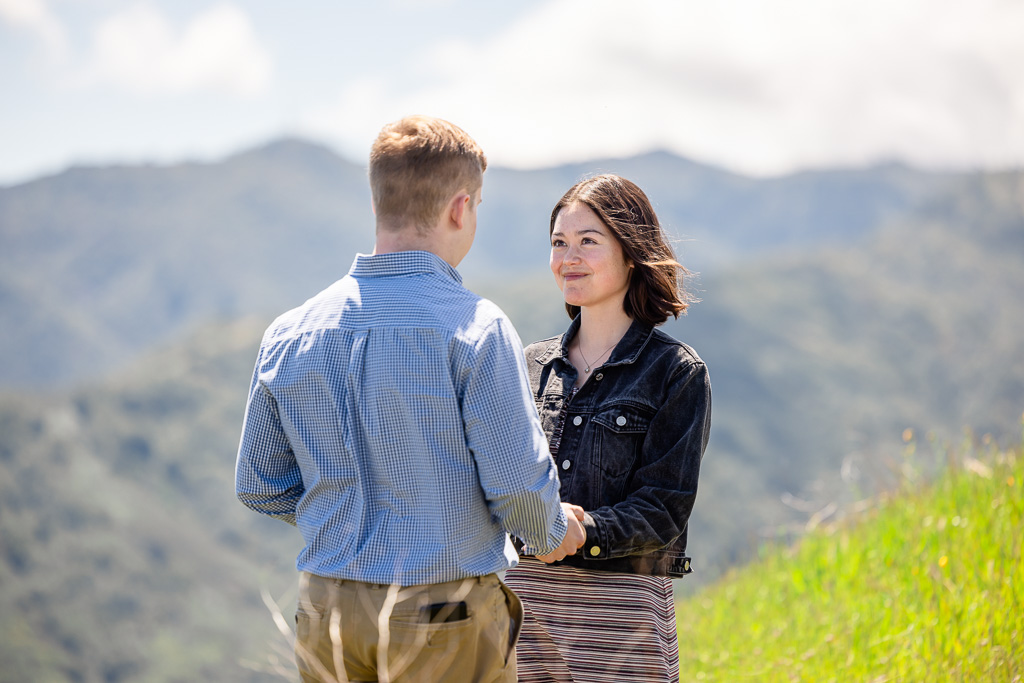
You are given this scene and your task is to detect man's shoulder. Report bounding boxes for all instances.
[452,294,520,348]
[260,276,353,339]
[465,294,508,324]
[257,273,517,347]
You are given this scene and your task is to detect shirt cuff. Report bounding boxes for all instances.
[519,506,569,556]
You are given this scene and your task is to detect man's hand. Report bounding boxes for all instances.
[536,503,587,563]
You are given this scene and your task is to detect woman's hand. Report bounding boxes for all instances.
[536,503,587,563]
[564,503,585,522]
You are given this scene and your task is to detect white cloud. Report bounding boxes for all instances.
[303,0,1024,174]
[80,2,272,96]
[0,0,68,60]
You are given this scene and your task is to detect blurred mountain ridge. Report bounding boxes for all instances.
[0,137,970,387]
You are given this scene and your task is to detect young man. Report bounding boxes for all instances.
[235,115,585,682]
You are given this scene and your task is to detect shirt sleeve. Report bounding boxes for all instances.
[459,315,568,555]
[582,358,712,558]
[234,350,304,525]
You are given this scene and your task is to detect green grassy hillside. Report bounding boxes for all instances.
[677,426,1024,682]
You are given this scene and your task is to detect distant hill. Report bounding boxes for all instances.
[0,139,959,388]
[0,139,368,387]
[0,318,299,682]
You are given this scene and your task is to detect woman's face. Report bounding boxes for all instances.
[550,202,632,313]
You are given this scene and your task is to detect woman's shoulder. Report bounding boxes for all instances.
[524,334,563,363]
[648,326,704,363]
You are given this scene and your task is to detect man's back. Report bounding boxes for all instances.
[237,251,565,586]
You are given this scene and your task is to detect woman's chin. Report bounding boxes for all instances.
[561,288,587,307]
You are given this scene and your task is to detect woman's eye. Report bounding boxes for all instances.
[551,239,566,247]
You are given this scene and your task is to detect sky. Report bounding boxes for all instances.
[2,0,1023,186]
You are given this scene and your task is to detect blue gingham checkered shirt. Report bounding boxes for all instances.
[235,251,568,586]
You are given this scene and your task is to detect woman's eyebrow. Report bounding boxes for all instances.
[553,227,604,237]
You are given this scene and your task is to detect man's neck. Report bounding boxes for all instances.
[373,226,455,266]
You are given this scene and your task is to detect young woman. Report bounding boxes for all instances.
[505,174,712,682]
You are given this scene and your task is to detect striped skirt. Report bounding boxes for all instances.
[504,557,679,682]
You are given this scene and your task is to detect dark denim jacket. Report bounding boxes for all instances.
[525,317,711,577]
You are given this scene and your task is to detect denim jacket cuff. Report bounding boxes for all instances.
[580,512,605,559]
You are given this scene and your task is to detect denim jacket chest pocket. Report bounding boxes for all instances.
[535,397,564,438]
[590,402,656,481]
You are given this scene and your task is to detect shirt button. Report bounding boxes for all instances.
[561,459,571,470]
[595,373,604,380]
[572,416,583,426]
[615,416,627,426]
[589,546,601,556]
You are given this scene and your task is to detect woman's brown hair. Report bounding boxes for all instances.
[550,174,691,326]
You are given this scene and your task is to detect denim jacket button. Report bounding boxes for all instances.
[572,416,583,426]
[589,546,601,556]
[595,373,604,380]
[615,415,627,426]
[561,460,571,470]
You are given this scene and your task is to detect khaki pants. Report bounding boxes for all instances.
[295,572,522,683]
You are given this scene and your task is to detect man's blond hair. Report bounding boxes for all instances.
[369,116,488,232]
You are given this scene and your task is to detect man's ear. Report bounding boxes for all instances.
[448,192,471,230]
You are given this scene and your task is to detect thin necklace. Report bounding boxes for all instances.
[577,339,618,373]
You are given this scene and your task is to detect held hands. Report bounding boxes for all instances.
[536,503,587,563]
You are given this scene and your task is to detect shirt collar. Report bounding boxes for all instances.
[534,316,655,368]
[348,251,463,285]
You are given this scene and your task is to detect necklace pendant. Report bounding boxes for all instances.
[584,366,591,373]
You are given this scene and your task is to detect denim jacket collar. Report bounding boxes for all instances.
[534,316,656,369]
